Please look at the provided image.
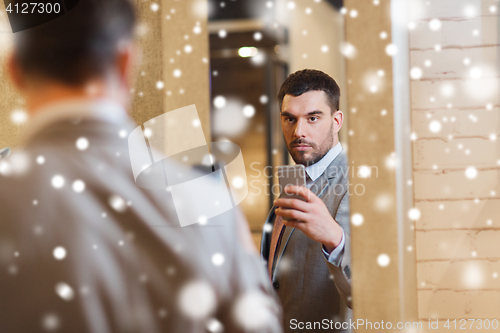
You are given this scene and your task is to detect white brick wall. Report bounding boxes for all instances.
[409,0,500,326]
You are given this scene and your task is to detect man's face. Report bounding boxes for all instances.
[281,90,339,166]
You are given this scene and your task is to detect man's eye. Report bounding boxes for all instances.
[309,117,318,121]
[286,118,295,123]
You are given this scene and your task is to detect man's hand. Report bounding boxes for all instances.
[274,185,343,253]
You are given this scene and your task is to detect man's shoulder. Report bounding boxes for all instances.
[325,151,349,180]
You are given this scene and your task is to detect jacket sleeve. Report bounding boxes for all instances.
[323,190,352,308]
[216,208,283,333]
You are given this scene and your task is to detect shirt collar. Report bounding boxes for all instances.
[25,97,128,142]
[304,142,343,182]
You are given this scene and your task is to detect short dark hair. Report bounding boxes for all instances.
[277,69,341,114]
[14,0,136,86]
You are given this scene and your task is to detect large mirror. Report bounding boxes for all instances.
[207,0,347,246]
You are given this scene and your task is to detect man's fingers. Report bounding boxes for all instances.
[275,207,308,221]
[283,219,306,230]
[274,198,309,212]
[283,185,315,202]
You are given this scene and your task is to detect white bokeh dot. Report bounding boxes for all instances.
[72,180,85,193]
[42,313,60,331]
[198,215,208,225]
[242,105,256,118]
[206,318,224,333]
[341,42,357,58]
[53,247,67,260]
[351,213,364,226]
[109,194,127,213]
[440,83,454,97]
[218,29,227,38]
[463,263,483,288]
[55,282,75,301]
[465,166,478,179]
[211,253,225,266]
[178,281,216,319]
[385,44,398,56]
[357,166,371,178]
[213,96,226,109]
[428,18,442,31]
[377,254,390,267]
[385,154,397,169]
[429,120,442,133]
[233,291,275,330]
[150,3,159,12]
[76,137,89,151]
[232,176,245,189]
[410,67,423,80]
[173,69,182,78]
[408,208,421,220]
[51,175,65,189]
[463,4,476,18]
[143,128,152,138]
[11,110,28,124]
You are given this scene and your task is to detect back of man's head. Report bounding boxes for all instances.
[14,0,136,87]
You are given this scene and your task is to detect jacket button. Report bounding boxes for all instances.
[273,282,279,289]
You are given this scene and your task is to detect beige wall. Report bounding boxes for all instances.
[409,0,500,328]
[344,0,404,326]
[0,1,24,150]
[160,0,211,144]
[0,0,211,149]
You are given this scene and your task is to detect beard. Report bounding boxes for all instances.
[287,122,335,167]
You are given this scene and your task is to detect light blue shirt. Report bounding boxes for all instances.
[304,142,345,266]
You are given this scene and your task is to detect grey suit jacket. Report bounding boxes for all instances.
[261,151,352,332]
[0,117,282,332]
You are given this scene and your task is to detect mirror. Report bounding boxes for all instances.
[207,0,348,247]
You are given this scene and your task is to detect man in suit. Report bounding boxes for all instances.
[261,69,352,332]
[0,0,282,332]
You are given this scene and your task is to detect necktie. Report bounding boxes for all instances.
[267,173,313,278]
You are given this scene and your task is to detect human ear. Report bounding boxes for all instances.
[333,110,343,133]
